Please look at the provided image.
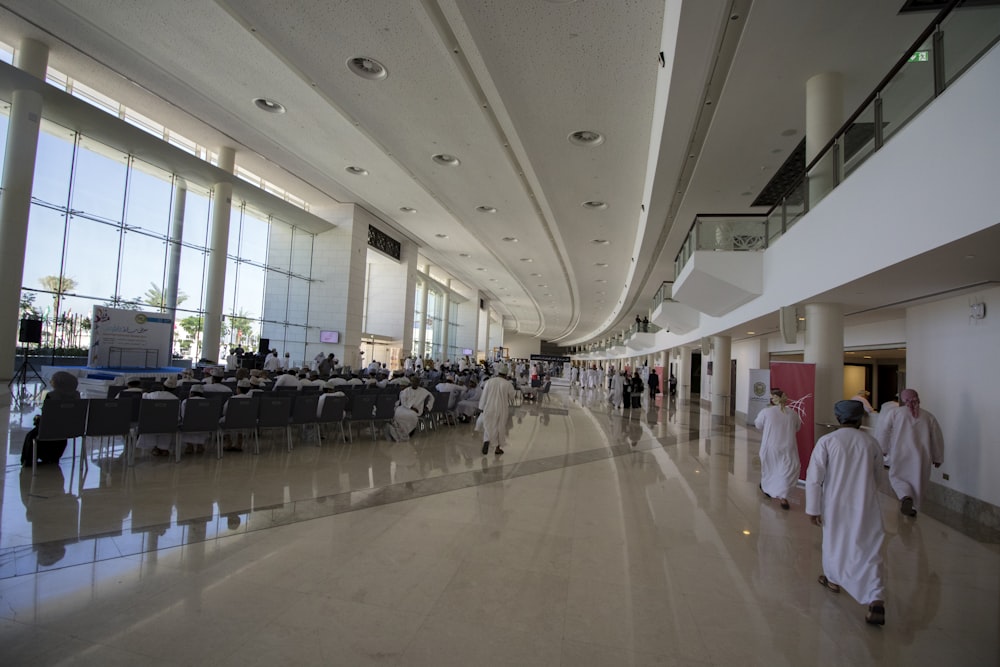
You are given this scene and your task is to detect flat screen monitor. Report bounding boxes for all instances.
[319,330,340,344]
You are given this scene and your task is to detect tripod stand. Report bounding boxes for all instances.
[8,345,46,407]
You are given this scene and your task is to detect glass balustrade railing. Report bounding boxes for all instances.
[668,0,999,290]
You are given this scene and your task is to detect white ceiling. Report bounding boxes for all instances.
[1,0,992,347]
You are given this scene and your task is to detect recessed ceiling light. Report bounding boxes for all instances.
[435,233,448,238]
[964,254,976,259]
[520,258,533,262]
[781,128,797,137]
[476,267,486,271]
[502,237,518,242]
[476,205,497,213]
[345,166,368,176]
[543,293,551,297]
[253,98,286,114]
[747,331,755,335]
[582,201,608,210]
[596,291,606,295]
[489,278,498,282]
[537,284,547,287]
[459,253,470,257]
[432,153,461,166]
[347,56,388,80]
[568,130,604,147]
[740,191,753,196]
[595,262,608,267]
[595,279,607,283]
[530,273,541,277]
[592,239,610,245]
[399,207,416,213]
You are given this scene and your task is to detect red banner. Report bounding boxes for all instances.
[769,361,815,479]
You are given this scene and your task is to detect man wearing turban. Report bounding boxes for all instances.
[806,400,886,625]
[875,388,944,517]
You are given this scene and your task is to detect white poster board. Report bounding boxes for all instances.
[746,369,771,425]
[89,306,174,369]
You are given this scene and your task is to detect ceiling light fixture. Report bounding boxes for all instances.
[435,233,448,238]
[347,56,388,80]
[253,98,286,114]
[582,200,608,210]
[502,237,518,242]
[476,267,486,271]
[591,239,610,245]
[345,166,368,176]
[595,262,608,267]
[568,130,604,147]
[520,258,533,262]
[432,153,461,166]
[399,207,416,213]
[459,253,470,257]
[476,205,497,213]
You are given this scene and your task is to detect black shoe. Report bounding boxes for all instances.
[494,448,504,456]
[901,497,916,517]
[482,441,490,455]
[866,603,885,626]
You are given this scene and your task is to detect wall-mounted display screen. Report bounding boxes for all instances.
[320,330,340,344]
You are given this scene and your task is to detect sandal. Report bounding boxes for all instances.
[866,603,885,626]
[818,575,841,593]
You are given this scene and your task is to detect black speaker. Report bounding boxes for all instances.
[258,338,270,355]
[18,318,42,344]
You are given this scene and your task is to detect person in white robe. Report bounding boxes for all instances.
[135,380,180,457]
[263,350,281,372]
[225,349,238,372]
[874,388,944,517]
[754,389,802,509]
[806,399,886,626]
[386,375,433,441]
[477,364,517,455]
[853,389,877,414]
[609,371,625,408]
[456,380,483,420]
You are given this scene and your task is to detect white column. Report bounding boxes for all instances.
[804,302,844,425]
[806,72,843,206]
[440,279,451,362]
[202,147,236,363]
[711,335,732,425]
[416,266,429,359]
[0,39,48,391]
[399,240,418,361]
[677,347,690,403]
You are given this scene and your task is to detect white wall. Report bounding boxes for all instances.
[504,332,541,359]
[906,285,1000,508]
[364,252,406,339]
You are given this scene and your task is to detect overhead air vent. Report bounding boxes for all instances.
[347,57,388,80]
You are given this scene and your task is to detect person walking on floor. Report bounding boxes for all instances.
[875,388,944,517]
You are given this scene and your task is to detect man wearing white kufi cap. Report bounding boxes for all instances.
[477,363,516,456]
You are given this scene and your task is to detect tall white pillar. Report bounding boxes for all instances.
[0,39,48,391]
[711,335,732,425]
[416,266,429,359]
[677,347,690,403]
[202,147,236,363]
[804,302,843,425]
[440,279,451,362]
[806,72,843,207]
[399,240,418,362]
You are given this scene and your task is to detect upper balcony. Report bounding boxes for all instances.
[671,215,767,317]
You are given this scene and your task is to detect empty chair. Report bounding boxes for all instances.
[85,398,134,462]
[219,397,259,454]
[133,399,180,465]
[257,395,293,452]
[34,397,89,475]
[289,393,320,446]
[346,392,379,442]
[317,394,348,444]
[178,399,223,460]
[374,393,398,436]
[538,380,552,403]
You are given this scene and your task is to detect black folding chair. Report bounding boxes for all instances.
[219,397,259,454]
[317,395,348,444]
[133,399,180,465]
[374,393,399,437]
[178,398,223,459]
[257,395,293,452]
[290,393,320,446]
[35,397,89,475]
[85,398,134,462]
[346,393,379,442]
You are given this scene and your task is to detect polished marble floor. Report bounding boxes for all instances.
[0,384,997,666]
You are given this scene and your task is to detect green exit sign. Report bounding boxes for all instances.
[908,50,930,63]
